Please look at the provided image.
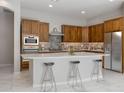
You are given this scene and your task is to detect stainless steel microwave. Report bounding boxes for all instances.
[23,35,39,46]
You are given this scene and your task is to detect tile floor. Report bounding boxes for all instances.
[0,66,124,92]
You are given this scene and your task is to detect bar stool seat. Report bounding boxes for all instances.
[93,59,102,63]
[44,62,54,66]
[70,61,80,64]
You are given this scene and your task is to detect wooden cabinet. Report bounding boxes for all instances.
[70,26,78,42]
[21,19,49,42]
[39,22,49,42]
[89,23,104,42]
[77,27,83,42]
[21,60,29,71]
[21,19,39,35]
[104,17,124,32]
[21,19,32,35]
[31,21,40,35]
[62,25,83,42]
[82,27,89,42]
[62,25,71,42]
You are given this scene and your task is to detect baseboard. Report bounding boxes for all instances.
[0,64,13,67]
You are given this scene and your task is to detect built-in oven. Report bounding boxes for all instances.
[23,35,39,52]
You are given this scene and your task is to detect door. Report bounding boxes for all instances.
[104,33,112,69]
[111,32,122,72]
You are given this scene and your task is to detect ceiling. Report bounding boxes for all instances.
[21,0,124,20]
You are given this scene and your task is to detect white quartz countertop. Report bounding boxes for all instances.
[21,52,109,59]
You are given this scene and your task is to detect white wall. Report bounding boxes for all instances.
[87,9,122,26]
[21,8,87,32]
[0,0,21,73]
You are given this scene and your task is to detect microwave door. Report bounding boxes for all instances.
[24,37,39,45]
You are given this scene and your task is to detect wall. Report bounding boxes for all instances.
[0,0,21,73]
[0,8,14,65]
[87,9,122,26]
[21,8,87,32]
[122,2,124,16]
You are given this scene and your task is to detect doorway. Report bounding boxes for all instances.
[0,6,14,72]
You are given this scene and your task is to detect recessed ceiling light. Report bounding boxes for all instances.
[49,4,53,8]
[81,11,85,14]
[109,0,114,2]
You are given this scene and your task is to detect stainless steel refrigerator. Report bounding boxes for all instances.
[104,31,122,72]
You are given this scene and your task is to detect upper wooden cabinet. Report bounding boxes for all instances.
[21,19,49,42]
[39,22,49,42]
[104,17,124,32]
[82,27,89,42]
[89,23,104,42]
[21,19,32,35]
[62,25,83,42]
[21,19,39,35]
[31,21,40,35]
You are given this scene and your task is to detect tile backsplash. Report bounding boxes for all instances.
[39,42,104,52]
[61,42,104,52]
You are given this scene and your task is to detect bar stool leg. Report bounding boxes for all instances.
[76,65,83,88]
[50,67,57,92]
[90,61,103,81]
[41,67,48,92]
[90,62,97,80]
[67,62,83,89]
[97,62,99,81]
[67,63,73,87]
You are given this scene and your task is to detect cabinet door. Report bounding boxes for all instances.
[104,20,113,32]
[77,27,82,42]
[89,26,96,42]
[113,17,124,31]
[39,22,49,42]
[62,25,83,42]
[70,26,77,42]
[31,21,40,36]
[89,24,104,42]
[21,19,32,35]
[62,25,71,42]
[104,17,124,32]
[95,24,104,42]
[82,27,89,42]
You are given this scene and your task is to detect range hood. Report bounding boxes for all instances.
[49,27,64,36]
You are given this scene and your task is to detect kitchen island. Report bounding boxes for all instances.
[21,52,109,88]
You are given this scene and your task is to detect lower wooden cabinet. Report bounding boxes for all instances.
[21,60,29,71]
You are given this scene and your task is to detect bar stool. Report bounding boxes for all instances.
[90,59,103,81]
[67,61,83,89]
[41,62,57,92]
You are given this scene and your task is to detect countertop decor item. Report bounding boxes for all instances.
[69,46,75,55]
